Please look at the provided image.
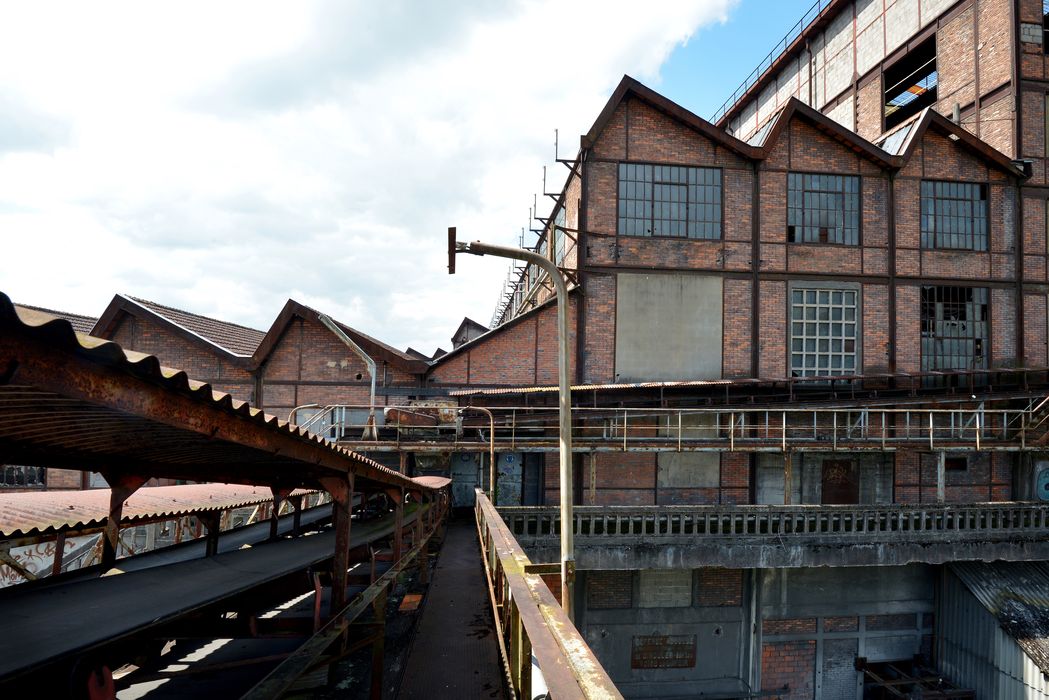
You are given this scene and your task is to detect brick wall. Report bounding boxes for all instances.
[587,570,633,609]
[110,316,254,402]
[761,640,816,699]
[895,451,1011,502]
[696,568,743,607]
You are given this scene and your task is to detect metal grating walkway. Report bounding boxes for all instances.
[396,516,506,699]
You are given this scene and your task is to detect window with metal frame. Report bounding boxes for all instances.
[1,464,45,488]
[553,206,567,265]
[920,285,988,376]
[618,163,721,239]
[1043,0,1049,54]
[920,181,988,251]
[787,172,860,245]
[790,288,858,377]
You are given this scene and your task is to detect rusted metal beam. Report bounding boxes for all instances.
[101,473,147,570]
[321,475,355,616]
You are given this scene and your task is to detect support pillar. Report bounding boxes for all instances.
[321,475,355,615]
[269,487,292,540]
[202,513,221,557]
[101,474,147,571]
[386,489,404,562]
[783,452,793,506]
[937,451,946,503]
[369,588,387,700]
[52,532,66,576]
[289,495,303,536]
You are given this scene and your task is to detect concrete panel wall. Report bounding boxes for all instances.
[614,273,723,381]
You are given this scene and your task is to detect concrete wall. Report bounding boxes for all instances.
[760,565,935,699]
[614,273,723,381]
[578,567,751,698]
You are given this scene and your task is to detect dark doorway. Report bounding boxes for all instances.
[821,459,859,504]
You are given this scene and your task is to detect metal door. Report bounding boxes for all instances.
[821,459,859,504]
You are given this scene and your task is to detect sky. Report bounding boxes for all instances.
[0,0,812,355]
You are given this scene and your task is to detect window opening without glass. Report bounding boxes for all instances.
[790,288,858,377]
[920,286,988,384]
[618,163,721,239]
[787,173,860,245]
[884,35,937,130]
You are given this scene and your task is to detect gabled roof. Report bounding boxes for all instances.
[92,294,266,360]
[875,107,1027,177]
[754,97,900,169]
[253,299,429,375]
[453,317,488,339]
[583,77,1026,180]
[13,303,97,335]
[582,75,759,159]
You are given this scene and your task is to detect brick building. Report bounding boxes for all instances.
[416,1,1049,696]
[14,1,1049,693]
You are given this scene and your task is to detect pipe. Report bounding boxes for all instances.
[461,406,496,501]
[456,237,575,620]
[317,314,378,440]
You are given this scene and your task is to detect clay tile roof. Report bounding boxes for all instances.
[127,296,266,357]
[13,304,97,335]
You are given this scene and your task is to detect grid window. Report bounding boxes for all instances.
[787,173,860,245]
[618,163,721,239]
[790,288,858,377]
[920,181,988,251]
[554,206,567,265]
[920,286,988,376]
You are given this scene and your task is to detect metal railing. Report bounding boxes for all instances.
[499,502,1049,542]
[475,490,621,700]
[321,403,1036,453]
[712,0,834,126]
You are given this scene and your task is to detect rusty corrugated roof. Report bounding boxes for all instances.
[951,561,1049,675]
[0,483,315,538]
[0,293,435,494]
[13,304,98,334]
[127,296,266,356]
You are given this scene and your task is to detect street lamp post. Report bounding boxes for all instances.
[449,227,575,619]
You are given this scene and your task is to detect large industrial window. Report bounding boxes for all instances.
[553,206,567,265]
[618,163,721,239]
[787,173,860,245]
[884,36,938,130]
[920,286,988,375]
[920,181,988,251]
[790,288,858,377]
[1043,1,1049,54]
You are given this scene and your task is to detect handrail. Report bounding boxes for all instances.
[474,490,621,700]
[499,502,1049,541]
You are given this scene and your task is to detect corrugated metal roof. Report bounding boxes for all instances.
[0,483,315,538]
[13,304,98,334]
[950,561,1049,675]
[0,293,434,494]
[127,296,266,356]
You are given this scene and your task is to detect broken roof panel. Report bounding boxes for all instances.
[950,561,1049,675]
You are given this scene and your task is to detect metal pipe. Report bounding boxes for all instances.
[455,237,575,620]
[461,406,496,501]
[317,314,378,440]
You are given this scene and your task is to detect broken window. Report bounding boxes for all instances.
[0,465,45,488]
[884,36,937,130]
[920,180,988,251]
[618,163,721,239]
[787,172,860,245]
[920,286,988,377]
[790,288,859,377]
[1044,0,1049,54]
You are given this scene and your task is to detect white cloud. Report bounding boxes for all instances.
[0,0,736,355]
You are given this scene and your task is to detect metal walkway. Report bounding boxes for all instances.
[396,516,506,700]
[0,506,420,683]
